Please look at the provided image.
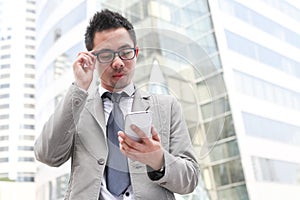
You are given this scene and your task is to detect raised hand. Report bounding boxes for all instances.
[73,51,96,91]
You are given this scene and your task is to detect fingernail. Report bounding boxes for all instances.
[131,124,136,129]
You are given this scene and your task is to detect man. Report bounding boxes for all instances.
[34,9,199,200]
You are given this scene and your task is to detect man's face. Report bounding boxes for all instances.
[92,28,138,92]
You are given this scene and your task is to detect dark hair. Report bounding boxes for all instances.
[84,9,136,51]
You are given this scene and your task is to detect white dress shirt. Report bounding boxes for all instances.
[99,82,135,200]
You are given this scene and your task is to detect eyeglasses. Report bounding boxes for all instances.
[93,47,136,63]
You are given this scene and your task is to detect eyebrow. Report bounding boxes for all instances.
[96,44,134,53]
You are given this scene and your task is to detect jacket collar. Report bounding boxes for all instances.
[86,85,152,129]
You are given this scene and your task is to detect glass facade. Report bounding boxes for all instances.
[101,1,246,199]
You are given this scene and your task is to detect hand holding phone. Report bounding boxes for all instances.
[124,111,152,141]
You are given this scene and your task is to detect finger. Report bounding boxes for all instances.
[119,136,140,155]
[118,131,141,151]
[77,52,95,67]
[81,54,94,68]
[130,125,150,142]
[150,126,160,142]
[121,134,147,153]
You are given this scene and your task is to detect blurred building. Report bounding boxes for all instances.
[0,0,36,184]
[0,0,36,198]
[34,0,300,200]
[211,1,300,199]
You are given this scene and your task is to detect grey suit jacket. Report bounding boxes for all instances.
[34,84,199,200]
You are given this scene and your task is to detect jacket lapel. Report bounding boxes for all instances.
[86,92,106,134]
[79,90,107,159]
[131,89,152,112]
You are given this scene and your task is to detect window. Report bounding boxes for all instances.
[25,54,35,59]
[0,146,8,151]
[25,64,35,69]
[252,157,300,185]
[0,104,9,109]
[226,30,300,78]
[24,104,35,109]
[0,84,10,88]
[26,18,35,23]
[26,9,35,14]
[18,157,34,162]
[0,94,9,99]
[213,159,245,187]
[0,74,10,79]
[25,74,35,79]
[1,45,10,50]
[234,71,300,111]
[24,94,35,98]
[22,125,35,130]
[0,55,10,59]
[0,158,8,163]
[25,36,35,40]
[17,172,35,182]
[18,146,33,151]
[56,174,69,198]
[19,135,34,140]
[221,0,300,50]
[197,73,227,102]
[0,125,9,130]
[210,140,240,161]
[0,114,9,119]
[204,115,235,143]
[24,114,34,119]
[243,112,300,146]
[25,45,35,49]
[0,64,10,69]
[25,27,35,32]
[201,96,231,120]
[217,184,249,200]
[0,136,9,140]
[24,83,34,88]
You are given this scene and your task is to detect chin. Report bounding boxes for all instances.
[112,81,129,90]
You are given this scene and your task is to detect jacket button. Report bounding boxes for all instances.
[74,99,81,106]
[97,158,105,165]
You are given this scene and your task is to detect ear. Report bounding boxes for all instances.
[135,46,139,58]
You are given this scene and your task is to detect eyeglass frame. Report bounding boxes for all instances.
[92,47,137,63]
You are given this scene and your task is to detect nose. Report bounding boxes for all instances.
[111,54,124,70]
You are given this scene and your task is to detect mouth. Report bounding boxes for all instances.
[112,73,125,79]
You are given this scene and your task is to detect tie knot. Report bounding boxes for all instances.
[102,92,128,103]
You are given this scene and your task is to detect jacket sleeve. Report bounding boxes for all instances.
[34,84,88,167]
[150,95,199,194]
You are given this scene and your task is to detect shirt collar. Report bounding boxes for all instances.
[98,82,135,98]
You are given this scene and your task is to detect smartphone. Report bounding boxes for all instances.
[124,111,152,141]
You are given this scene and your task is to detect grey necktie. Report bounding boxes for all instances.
[103,92,130,196]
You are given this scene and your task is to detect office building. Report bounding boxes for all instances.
[209,0,300,199]
[0,0,36,183]
[0,0,36,199]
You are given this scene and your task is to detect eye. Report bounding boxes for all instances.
[98,52,113,61]
[120,49,134,59]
